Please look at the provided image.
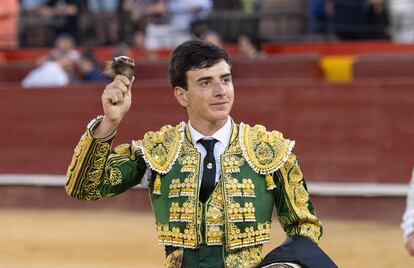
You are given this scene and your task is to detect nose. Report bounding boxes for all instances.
[213,81,226,96]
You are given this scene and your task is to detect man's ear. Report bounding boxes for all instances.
[174,86,188,107]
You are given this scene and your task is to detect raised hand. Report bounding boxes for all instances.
[94,74,135,138]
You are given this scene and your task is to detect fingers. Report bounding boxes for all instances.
[103,75,132,105]
[125,76,135,99]
[114,74,131,94]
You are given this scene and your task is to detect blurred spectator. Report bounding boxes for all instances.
[169,0,213,39]
[366,0,389,39]
[388,0,414,43]
[241,0,257,13]
[22,55,74,88]
[113,42,132,58]
[331,0,388,40]
[211,0,242,10]
[37,34,80,65]
[20,0,49,47]
[22,0,47,9]
[39,0,84,44]
[143,0,213,50]
[119,0,169,50]
[308,0,333,34]
[119,0,150,46]
[201,30,223,47]
[87,0,119,45]
[0,0,20,49]
[121,0,212,51]
[77,51,107,82]
[132,31,146,49]
[237,35,266,59]
[402,168,414,256]
[256,0,307,42]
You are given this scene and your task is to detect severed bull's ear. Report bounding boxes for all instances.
[103,56,135,80]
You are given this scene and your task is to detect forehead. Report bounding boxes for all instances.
[186,60,231,81]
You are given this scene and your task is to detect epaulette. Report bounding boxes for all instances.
[239,123,295,175]
[138,122,185,174]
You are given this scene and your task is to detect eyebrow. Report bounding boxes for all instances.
[196,73,232,82]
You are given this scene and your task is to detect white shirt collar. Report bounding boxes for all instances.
[188,117,232,148]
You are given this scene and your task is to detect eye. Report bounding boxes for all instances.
[200,80,210,87]
[222,77,232,84]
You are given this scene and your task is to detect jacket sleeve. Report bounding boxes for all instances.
[274,153,323,244]
[65,118,148,200]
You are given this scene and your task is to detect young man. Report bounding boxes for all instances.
[66,40,322,267]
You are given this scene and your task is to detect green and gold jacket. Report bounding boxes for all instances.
[66,117,322,266]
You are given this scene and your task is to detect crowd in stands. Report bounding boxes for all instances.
[2,0,414,87]
[2,0,414,51]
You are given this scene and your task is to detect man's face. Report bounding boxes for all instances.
[174,60,234,127]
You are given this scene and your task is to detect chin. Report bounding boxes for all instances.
[212,112,230,121]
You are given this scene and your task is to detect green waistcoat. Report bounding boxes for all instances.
[65,117,322,267]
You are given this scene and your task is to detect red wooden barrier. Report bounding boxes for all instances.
[1,80,413,184]
[354,53,414,78]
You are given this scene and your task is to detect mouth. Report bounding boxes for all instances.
[211,102,228,106]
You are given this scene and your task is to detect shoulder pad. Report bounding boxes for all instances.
[239,123,295,175]
[139,122,185,174]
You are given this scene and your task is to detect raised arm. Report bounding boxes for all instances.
[65,58,148,200]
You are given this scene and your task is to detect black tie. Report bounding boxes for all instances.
[198,139,218,203]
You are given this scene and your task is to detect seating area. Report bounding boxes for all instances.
[3,41,414,83]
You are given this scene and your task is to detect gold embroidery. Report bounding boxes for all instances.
[226,200,256,223]
[93,157,105,169]
[242,178,255,198]
[169,202,181,221]
[156,223,198,248]
[255,222,272,243]
[239,123,294,175]
[164,248,184,268]
[206,205,224,225]
[140,123,184,174]
[153,173,161,195]
[180,201,195,222]
[227,200,244,223]
[224,175,256,198]
[223,154,245,173]
[225,174,243,197]
[209,183,224,208]
[114,144,130,156]
[225,245,263,268]
[278,154,322,243]
[108,168,122,185]
[227,222,271,250]
[88,169,101,182]
[207,225,224,245]
[96,143,110,157]
[265,173,276,190]
[179,154,198,172]
[242,202,256,222]
[66,132,93,195]
[180,175,197,197]
[168,179,181,198]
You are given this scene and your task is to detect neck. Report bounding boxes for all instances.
[190,118,228,136]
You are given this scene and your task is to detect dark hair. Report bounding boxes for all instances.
[168,40,231,89]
